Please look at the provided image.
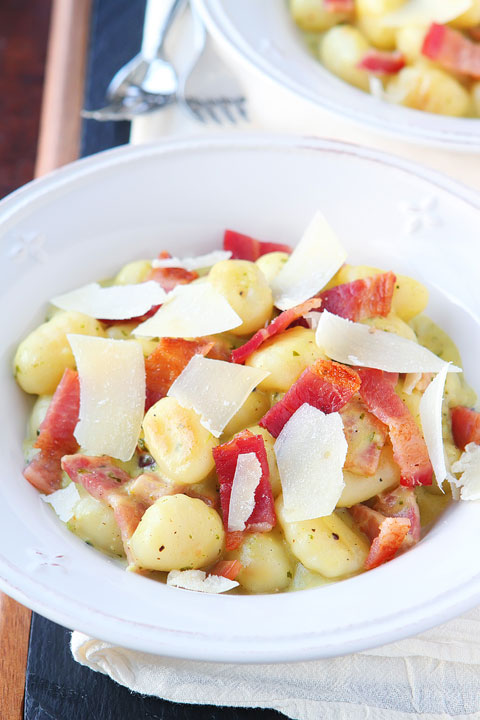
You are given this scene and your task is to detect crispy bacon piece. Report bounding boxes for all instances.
[260,359,360,438]
[373,486,421,546]
[61,455,131,499]
[318,272,396,322]
[339,398,388,476]
[145,338,214,410]
[146,251,198,292]
[422,23,480,78]
[225,531,245,551]
[468,27,480,42]
[209,559,243,580]
[451,406,480,450]
[99,304,160,328]
[23,369,80,494]
[357,50,405,75]
[61,454,145,563]
[231,298,322,364]
[324,0,354,11]
[128,473,218,509]
[223,230,292,261]
[350,504,411,570]
[213,430,276,533]
[357,368,433,487]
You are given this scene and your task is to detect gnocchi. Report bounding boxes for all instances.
[129,494,224,571]
[14,311,105,395]
[142,397,218,485]
[208,260,273,336]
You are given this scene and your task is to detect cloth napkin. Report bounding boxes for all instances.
[72,3,480,717]
[72,605,480,719]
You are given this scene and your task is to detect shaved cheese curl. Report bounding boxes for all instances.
[167,355,269,438]
[68,335,145,462]
[316,310,461,374]
[271,212,347,310]
[167,569,238,594]
[134,283,242,339]
[274,403,347,522]
[420,363,451,489]
[51,282,166,320]
[452,443,480,500]
[228,453,263,532]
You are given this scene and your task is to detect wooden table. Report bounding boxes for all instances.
[0,1,92,716]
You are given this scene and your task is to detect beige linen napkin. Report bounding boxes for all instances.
[72,605,480,719]
[71,4,480,717]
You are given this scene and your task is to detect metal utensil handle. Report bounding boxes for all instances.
[141,0,186,59]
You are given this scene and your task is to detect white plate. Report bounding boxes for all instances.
[195,0,480,151]
[1,135,480,662]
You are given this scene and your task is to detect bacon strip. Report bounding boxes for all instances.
[339,398,388,476]
[61,455,145,563]
[357,50,405,75]
[350,504,411,570]
[357,368,433,487]
[99,304,160,328]
[318,272,396,322]
[422,23,480,78]
[223,230,292,261]
[324,0,354,11]
[451,406,480,450]
[213,430,276,533]
[225,531,245,551]
[373,486,421,546]
[260,359,360,438]
[209,559,243,580]
[146,251,198,292]
[128,472,218,509]
[145,338,214,410]
[23,369,80,494]
[231,298,322,364]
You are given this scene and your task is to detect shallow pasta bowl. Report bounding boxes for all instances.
[194,0,480,151]
[1,135,480,662]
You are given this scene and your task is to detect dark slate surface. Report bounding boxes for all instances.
[25,0,287,717]
[25,615,285,719]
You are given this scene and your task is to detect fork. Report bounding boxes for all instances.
[82,0,186,122]
[178,4,248,124]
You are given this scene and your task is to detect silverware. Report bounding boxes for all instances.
[178,4,248,124]
[82,0,186,122]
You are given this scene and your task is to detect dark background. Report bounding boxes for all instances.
[0,0,51,198]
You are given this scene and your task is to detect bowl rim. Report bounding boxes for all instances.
[194,0,480,151]
[1,133,480,662]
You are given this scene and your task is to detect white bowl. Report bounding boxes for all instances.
[1,135,480,662]
[195,0,480,151]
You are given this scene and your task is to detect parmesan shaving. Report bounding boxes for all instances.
[452,443,480,501]
[381,0,472,27]
[166,569,238,593]
[420,364,451,490]
[271,212,347,310]
[404,372,422,395]
[167,355,269,437]
[274,403,347,522]
[40,483,81,522]
[228,453,262,532]
[152,251,231,270]
[133,283,242,338]
[51,282,166,320]
[68,335,145,462]
[315,311,462,374]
